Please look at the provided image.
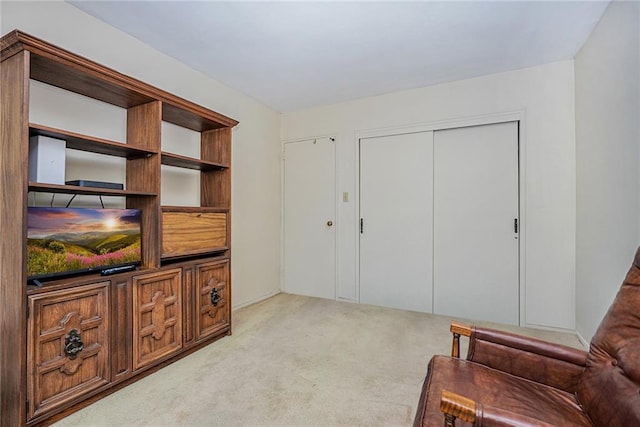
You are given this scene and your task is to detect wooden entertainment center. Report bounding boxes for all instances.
[1,30,237,426]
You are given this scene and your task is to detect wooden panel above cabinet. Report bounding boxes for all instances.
[161,207,229,259]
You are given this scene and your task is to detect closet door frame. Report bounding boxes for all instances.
[354,111,526,325]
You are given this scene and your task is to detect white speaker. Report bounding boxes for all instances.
[28,135,66,184]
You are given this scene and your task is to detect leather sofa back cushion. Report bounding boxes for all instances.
[467,329,586,392]
[576,250,640,425]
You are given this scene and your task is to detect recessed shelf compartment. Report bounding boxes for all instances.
[28,182,156,197]
[161,152,228,171]
[3,31,237,129]
[29,123,156,158]
[28,54,156,109]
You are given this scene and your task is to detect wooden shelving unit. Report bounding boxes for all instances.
[1,29,237,426]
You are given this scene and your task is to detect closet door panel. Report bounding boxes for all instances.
[359,131,434,312]
[433,122,519,325]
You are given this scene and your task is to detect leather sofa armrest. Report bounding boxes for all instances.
[440,389,475,425]
[450,321,472,358]
[466,326,588,392]
[440,390,556,427]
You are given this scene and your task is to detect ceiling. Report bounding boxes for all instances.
[68,1,609,113]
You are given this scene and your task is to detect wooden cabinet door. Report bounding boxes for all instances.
[132,269,182,370]
[27,282,110,420]
[194,259,230,341]
[161,211,228,258]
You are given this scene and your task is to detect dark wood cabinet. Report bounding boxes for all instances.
[27,282,111,420]
[1,30,236,425]
[194,259,231,342]
[132,269,183,370]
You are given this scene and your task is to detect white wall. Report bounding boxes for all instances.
[282,61,577,330]
[575,0,640,343]
[1,1,282,309]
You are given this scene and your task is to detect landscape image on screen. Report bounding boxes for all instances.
[27,207,141,279]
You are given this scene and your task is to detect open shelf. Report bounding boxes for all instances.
[28,182,156,197]
[28,54,155,109]
[29,123,156,158]
[162,103,232,132]
[161,152,228,171]
[2,31,237,129]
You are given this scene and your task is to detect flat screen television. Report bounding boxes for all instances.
[27,207,141,281]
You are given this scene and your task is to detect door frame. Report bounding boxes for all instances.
[355,111,527,325]
[281,135,339,299]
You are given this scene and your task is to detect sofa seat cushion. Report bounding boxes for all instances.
[414,355,592,427]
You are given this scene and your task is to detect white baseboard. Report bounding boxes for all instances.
[522,322,575,334]
[576,331,590,350]
[232,289,281,311]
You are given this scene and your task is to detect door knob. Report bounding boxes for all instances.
[327,220,333,227]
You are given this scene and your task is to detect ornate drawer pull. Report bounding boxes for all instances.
[64,329,84,360]
[210,288,221,306]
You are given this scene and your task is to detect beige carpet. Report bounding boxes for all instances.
[54,293,583,427]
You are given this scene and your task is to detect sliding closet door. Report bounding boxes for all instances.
[359,132,433,312]
[433,122,519,325]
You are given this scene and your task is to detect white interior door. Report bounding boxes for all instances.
[283,137,336,299]
[359,132,433,312]
[433,122,519,325]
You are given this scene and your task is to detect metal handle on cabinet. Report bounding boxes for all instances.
[327,220,333,227]
[211,288,221,306]
[64,329,84,360]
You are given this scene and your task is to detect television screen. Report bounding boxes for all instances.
[27,207,141,280]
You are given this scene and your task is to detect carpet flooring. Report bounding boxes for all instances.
[54,293,583,427]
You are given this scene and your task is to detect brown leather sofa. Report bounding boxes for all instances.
[413,248,640,426]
